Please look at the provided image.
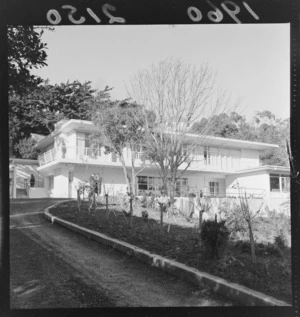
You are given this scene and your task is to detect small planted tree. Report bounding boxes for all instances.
[189,190,213,233]
[196,194,213,233]
[234,183,264,264]
[156,192,170,231]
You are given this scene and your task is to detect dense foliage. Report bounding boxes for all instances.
[8,26,96,158]
[200,220,230,259]
[190,111,290,166]
[8,26,48,95]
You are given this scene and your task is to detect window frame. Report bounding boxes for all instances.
[270,173,290,193]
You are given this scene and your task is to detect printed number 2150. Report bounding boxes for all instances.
[47,3,126,25]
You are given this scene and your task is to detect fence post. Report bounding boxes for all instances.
[93,192,96,212]
[105,194,108,215]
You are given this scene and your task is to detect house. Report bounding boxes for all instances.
[33,119,290,212]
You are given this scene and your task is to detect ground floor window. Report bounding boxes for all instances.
[270,174,290,192]
[175,178,188,197]
[209,181,220,197]
[137,176,188,196]
[49,176,54,189]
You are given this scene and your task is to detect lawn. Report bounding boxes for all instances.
[50,200,292,304]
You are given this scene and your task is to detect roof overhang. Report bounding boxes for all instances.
[233,165,290,175]
[35,119,279,152]
[35,120,99,150]
[184,133,279,151]
[9,158,39,166]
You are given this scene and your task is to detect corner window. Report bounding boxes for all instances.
[270,174,290,192]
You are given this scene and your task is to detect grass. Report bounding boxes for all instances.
[50,200,292,304]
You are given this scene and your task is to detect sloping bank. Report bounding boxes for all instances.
[44,202,290,307]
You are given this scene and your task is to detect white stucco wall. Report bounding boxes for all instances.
[240,149,260,169]
[51,167,69,198]
[226,171,270,193]
[69,165,129,199]
[225,170,290,213]
[188,174,226,196]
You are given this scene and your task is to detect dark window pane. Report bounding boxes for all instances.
[270,176,280,191]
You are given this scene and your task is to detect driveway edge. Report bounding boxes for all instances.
[44,204,290,307]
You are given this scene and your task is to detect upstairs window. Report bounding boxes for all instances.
[76,132,90,148]
[203,146,211,165]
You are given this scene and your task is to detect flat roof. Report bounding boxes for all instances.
[35,119,279,151]
[9,158,39,165]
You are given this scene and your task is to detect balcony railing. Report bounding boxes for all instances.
[38,146,244,171]
[38,146,151,167]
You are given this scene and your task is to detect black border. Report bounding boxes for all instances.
[1,0,299,316]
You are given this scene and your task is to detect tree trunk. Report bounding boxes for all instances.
[248,220,256,264]
[131,151,136,196]
[199,209,203,233]
[93,192,96,212]
[160,203,164,231]
[105,194,108,216]
[129,197,133,228]
[119,155,131,193]
[77,189,81,212]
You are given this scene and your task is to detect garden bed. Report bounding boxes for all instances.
[50,200,292,304]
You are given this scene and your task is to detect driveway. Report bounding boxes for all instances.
[10,199,236,308]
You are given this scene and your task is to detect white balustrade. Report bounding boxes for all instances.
[38,146,242,171]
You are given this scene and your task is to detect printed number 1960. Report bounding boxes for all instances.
[46,3,126,25]
[187,0,259,24]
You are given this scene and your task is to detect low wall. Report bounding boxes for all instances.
[28,187,49,198]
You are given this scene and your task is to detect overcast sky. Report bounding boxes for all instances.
[32,24,290,120]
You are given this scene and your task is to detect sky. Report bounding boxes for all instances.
[32,24,290,120]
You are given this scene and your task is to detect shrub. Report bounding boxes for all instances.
[200,220,230,259]
[274,230,287,250]
[234,240,282,257]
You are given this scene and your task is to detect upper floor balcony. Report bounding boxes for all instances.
[38,145,247,173]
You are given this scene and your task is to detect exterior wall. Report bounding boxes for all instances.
[69,165,129,199]
[269,193,290,214]
[226,170,290,213]
[226,171,269,193]
[28,188,48,198]
[50,168,69,198]
[38,125,264,174]
[188,174,226,196]
[67,130,77,148]
[240,149,260,169]
[49,164,228,199]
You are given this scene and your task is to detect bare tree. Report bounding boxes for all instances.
[234,182,264,264]
[128,58,238,202]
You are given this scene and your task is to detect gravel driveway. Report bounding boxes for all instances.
[10,199,236,308]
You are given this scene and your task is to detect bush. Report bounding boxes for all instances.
[274,230,287,250]
[200,220,230,259]
[234,240,283,257]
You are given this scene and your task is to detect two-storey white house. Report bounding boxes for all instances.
[34,119,290,211]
